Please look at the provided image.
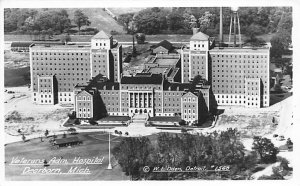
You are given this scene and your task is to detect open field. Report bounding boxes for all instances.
[5,34,193,43]
[109,8,145,16]
[4,87,72,140]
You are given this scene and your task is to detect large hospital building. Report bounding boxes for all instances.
[29,29,269,123]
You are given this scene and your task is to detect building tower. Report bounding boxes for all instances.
[181,31,210,83]
[90,30,122,82]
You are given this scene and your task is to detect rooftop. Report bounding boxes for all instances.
[190,31,209,41]
[210,47,270,53]
[147,67,171,74]
[11,42,34,47]
[92,30,112,39]
[154,40,173,51]
[163,82,191,91]
[121,73,163,85]
[31,44,91,50]
[154,58,179,66]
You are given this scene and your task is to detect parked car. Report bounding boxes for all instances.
[278,135,285,141]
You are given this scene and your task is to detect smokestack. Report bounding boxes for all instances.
[219,7,223,46]
[192,28,200,35]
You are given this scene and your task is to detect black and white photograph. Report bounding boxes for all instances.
[1,0,299,183]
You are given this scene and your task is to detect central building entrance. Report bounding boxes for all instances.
[128,91,154,117]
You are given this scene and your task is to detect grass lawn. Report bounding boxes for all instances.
[4,67,30,87]
[98,116,130,122]
[5,132,132,180]
[5,33,275,44]
[5,34,193,43]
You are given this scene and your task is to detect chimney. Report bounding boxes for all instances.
[192,28,199,35]
[219,7,223,46]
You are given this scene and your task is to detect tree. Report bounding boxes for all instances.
[73,9,91,33]
[118,13,134,33]
[244,24,264,41]
[60,33,71,45]
[198,11,215,33]
[179,119,186,126]
[74,118,81,125]
[112,137,153,180]
[270,34,285,58]
[133,7,169,34]
[189,75,206,92]
[89,119,98,125]
[252,136,278,163]
[286,138,293,150]
[44,129,49,137]
[68,111,76,119]
[166,12,184,31]
[22,134,26,142]
[135,33,145,44]
[55,9,71,33]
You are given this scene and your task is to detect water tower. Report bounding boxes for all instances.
[228,7,242,47]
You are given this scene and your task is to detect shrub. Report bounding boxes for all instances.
[176,29,193,35]
[181,128,188,133]
[89,119,98,125]
[5,111,22,122]
[179,120,186,126]
[74,118,81,125]
[110,30,120,35]
[45,129,49,137]
[68,111,76,119]
[136,33,146,44]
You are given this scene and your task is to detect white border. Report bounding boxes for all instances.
[1,1,300,186]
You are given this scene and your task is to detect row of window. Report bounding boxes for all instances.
[212,59,268,64]
[213,70,268,73]
[213,64,267,68]
[183,115,196,120]
[32,52,89,56]
[211,55,268,59]
[39,84,51,88]
[78,108,90,112]
[184,109,196,114]
[95,43,106,46]
[93,55,106,58]
[32,57,89,61]
[40,89,51,93]
[78,113,90,118]
[39,79,51,82]
[60,93,72,96]
[40,99,52,103]
[77,96,91,101]
[60,98,71,102]
[41,94,51,98]
[183,97,196,102]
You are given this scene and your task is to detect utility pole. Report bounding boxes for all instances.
[107,132,112,169]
